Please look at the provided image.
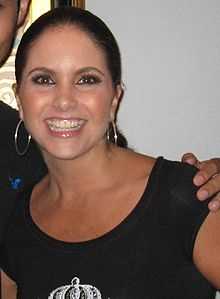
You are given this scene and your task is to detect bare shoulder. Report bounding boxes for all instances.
[193,210,220,288]
[1,270,17,299]
[114,147,157,180]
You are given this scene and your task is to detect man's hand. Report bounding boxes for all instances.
[182,153,220,211]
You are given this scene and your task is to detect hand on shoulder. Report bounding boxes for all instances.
[182,153,220,211]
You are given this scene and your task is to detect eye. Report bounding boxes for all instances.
[77,74,101,85]
[31,74,55,86]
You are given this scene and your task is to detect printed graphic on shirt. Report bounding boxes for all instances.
[48,276,102,298]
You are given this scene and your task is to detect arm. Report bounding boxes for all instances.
[182,153,220,211]
[193,209,220,289]
[1,270,17,299]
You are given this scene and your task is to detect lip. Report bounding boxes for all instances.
[45,117,86,138]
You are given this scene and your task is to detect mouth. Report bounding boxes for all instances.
[46,118,86,134]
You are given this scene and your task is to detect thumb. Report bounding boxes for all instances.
[181,152,200,167]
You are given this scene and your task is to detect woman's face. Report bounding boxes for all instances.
[16,25,121,161]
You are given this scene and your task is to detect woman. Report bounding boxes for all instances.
[1,7,220,298]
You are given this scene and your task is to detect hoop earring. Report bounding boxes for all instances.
[112,121,118,145]
[106,121,118,145]
[106,129,110,143]
[14,119,31,156]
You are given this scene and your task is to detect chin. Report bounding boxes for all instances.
[42,145,88,161]
[45,150,80,161]
[40,138,102,162]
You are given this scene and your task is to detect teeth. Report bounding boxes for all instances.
[47,119,84,131]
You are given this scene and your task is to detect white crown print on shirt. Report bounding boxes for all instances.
[48,276,102,299]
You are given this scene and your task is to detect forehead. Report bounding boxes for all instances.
[32,25,99,53]
[25,25,108,70]
[31,24,98,50]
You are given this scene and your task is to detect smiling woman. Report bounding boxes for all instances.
[1,6,220,299]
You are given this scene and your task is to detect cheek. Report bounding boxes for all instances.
[18,83,51,111]
[83,90,114,123]
[17,89,43,122]
[86,98,112,125]
[0,26,16,63]
[0,9,17,43]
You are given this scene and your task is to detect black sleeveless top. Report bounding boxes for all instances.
[1,157,216,298]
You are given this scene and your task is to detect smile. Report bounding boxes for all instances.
[46,119,85,132]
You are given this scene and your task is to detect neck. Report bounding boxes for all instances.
[41,143,117,201]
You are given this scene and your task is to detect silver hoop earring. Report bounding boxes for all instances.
[106,121,118,145]
[14,119,31,156]
[106,129,110,143]
[112,121,118,145]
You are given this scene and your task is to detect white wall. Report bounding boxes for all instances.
[87,0,220,161]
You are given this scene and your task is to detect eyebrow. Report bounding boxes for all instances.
[27,67,56,77]
[27,66,105,77]
[76,67,105,77]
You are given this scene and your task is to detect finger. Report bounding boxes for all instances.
[181,152,199,166]
[209,158,220,173]
[194,160,219,186]
[196,173,220,200]
[208,193,220,212]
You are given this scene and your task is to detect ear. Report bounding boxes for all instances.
[17,0,31,28]
[110,84,123,121]
[12,83,24,120]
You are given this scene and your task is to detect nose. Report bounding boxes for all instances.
[53,84,78,112]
